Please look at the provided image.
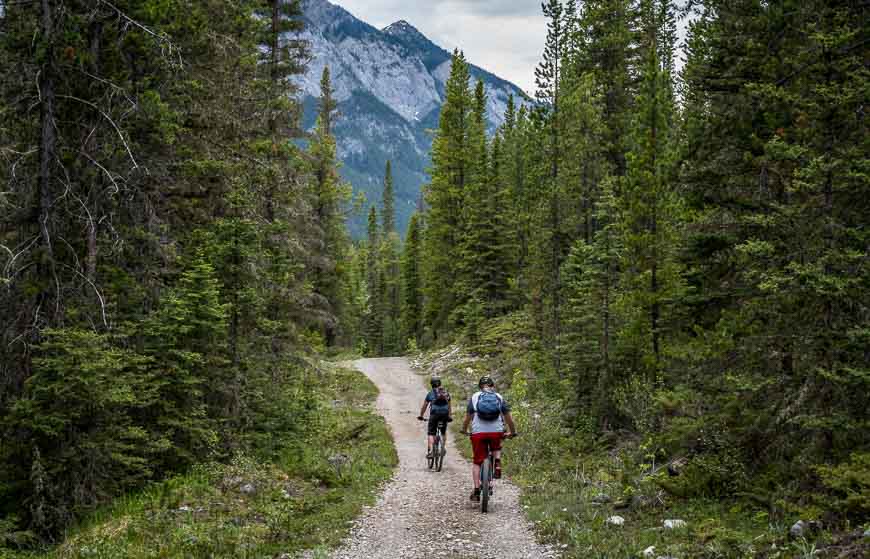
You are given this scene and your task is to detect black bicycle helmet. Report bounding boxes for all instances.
[430,376,442,388]
[478,375,494,389]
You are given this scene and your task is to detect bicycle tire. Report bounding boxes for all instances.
[480,457,490,513]
[435,437,444,471]
[427,446,435,469]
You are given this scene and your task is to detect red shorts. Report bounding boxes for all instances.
[470,432,503,465]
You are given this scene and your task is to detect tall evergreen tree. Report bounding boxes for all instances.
[401,213,424,347]
[381,161,402,354]
[422,50,472,339]
[309,66,349,346]
[363,207,383,355]
[532,0,569,375]
[382,160,396,235]
[617,0,683,376]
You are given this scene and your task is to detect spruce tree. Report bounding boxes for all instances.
[532,0,569,376]
[422,50,472,339]
[309,66,349,346]
[382,160,396,235]
[401,213,424,347]
[363,207,384,355]
[617,0,683,377]
[381,161,403,354]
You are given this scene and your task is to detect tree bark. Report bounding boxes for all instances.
[38,0,58,301]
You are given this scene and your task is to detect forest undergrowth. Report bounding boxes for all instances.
[0,363,396,559]
[419,315,870,559]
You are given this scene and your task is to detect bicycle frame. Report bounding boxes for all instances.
[479,434,508,513]
[424,416,447,471]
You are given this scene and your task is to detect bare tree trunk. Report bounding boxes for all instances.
[38,0,58,314]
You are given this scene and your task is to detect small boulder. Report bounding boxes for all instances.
[642,545,656,557]
[663,519,687,530]
[591,493,612,505]
[789,520,822,538]
[239,482,257,496]
[863,528,870,538]
[606,515,625,526]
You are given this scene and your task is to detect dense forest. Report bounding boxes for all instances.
[1,0,868,553]
[0,0,358,542]
[371,0,867,530]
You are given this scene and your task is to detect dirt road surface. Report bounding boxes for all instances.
[328,357,558,559]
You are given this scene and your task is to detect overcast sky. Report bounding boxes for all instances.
[331,0,547,95]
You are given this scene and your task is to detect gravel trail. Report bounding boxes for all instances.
[329,357,558,559]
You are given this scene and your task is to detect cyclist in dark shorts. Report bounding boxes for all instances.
[417,376,452,459]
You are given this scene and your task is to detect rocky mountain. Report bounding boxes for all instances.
[297,0,530,237]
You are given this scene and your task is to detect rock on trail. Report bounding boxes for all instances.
[327,357,557,559]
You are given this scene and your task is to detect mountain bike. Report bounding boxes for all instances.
[419,416,448,472]
[463,431,516,513]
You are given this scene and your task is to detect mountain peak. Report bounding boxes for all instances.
[383,19,426,40]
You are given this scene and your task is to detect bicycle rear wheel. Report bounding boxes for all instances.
[435,436,444,471]
[480,457,490,513]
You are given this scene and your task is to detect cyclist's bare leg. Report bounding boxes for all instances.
[472,463,481,489]
[428,434,435,451]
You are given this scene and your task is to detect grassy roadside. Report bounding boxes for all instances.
[414,317,870,559]
[2,363,397,559]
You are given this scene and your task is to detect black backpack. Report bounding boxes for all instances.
[431,386,450,413]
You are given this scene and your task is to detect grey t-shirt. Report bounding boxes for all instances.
[467,390,511,434]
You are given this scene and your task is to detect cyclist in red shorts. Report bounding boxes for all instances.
[460,376,517,501]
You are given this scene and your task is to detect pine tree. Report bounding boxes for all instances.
[363,207,383,355]
[617,0,683,377]
[309,66,350,346]
[422,50,473,339]
[575,0,640,176]
[680,0,869,465]
[381,161,403,354]
[562,180,623,425]
[457,79,492,321]
[401,213,424,347]
[532,0,569,376]
[382,160,396,235]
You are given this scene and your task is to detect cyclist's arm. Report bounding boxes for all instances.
[419,399,429,418]
[503,411,517,436]
[461,412,473,434]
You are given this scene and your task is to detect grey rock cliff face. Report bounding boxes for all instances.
[297,0,531,236]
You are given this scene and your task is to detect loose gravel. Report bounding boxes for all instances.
[327,357,559,559]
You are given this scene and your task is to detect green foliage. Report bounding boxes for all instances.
[0,0,358,543]
[422,50,473,338]
[400,214,423,347]
[8,330,154,536]
[408,0,868,535]
[816,453,870,519]
[8,364,396,559]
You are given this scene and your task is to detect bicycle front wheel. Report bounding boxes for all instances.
[480,457,490,513]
